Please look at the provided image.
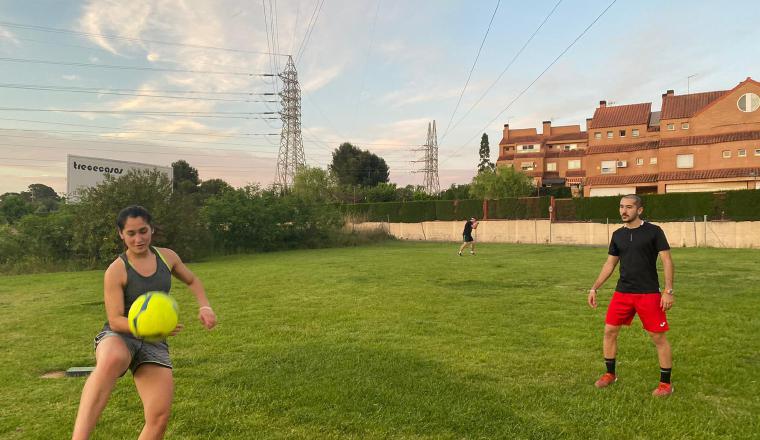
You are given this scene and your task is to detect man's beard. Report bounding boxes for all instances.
[621,213,638,223]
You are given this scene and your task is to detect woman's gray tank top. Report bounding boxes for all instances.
[103,246,172,331]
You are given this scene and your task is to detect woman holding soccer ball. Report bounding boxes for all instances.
[72,205,217,440]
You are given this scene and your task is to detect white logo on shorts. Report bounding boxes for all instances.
[660,322,666,327]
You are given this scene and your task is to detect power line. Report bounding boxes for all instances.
[0,107,280,119]
[0,142,278,160]
[0,56,275,77]
[0,83,279,103]
[296,0,326,65]
[441,0,563,142]
[0,20,291,57]
[0,117,279,137]
[440,0,617,166]
[0,85,277,96]
[0,130,282,151]
[441,0,501,139]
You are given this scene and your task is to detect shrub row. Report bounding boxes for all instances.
[345,190,760,223]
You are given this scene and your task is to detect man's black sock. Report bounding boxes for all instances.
[605,358,616,375]
[660,367,672,384]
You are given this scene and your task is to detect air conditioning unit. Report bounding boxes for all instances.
[616,160,628,168]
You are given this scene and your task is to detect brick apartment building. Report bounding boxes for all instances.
[497,77,760,196]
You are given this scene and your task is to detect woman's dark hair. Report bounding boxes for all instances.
[116,205,153,231]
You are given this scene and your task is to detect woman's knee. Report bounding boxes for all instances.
[145,407,171,427]
[95,344,130,376]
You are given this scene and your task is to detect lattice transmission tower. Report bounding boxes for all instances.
[411,120,440,194]
[275,56,305,190]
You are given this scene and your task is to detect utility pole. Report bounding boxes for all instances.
[411,120,440,195]
[275,56,305,190]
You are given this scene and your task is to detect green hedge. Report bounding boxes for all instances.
[556,190,760,222]
[723,190,760,221]
[344,191,760,223]
[488,197,550,219]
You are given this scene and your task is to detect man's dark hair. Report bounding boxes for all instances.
[621,194,643,208]
[116,205,153,231]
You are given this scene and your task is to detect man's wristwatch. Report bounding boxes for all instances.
[663,289,674,295]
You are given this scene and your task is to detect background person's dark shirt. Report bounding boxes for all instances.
[463,221,473,236]
[608,221,670,293]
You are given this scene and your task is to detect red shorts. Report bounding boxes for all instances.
[605,292,669,332]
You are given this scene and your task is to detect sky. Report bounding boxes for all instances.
[1,0,760,195]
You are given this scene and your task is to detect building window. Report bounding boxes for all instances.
[568,159,581,170]
[667,123,675,131]
[521,162,535,171]
[739,149,747,157]
[681,122,689,129]
[594,132,601,139]
[676,154,694,169]
[636,158,644,166]
[619,129,626,137]
[546,162,557,171]
[517,144,539,152]
[632,128,640,137]
[737,93,760,112]
[601,160,616,174]
[755,149,760,156]
[607,131,613,139]
[650,157,658,164]
[563,144,577,151]
[722,150,731,158]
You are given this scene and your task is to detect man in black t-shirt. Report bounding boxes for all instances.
[458,218,478,256]
[587,194,675,397]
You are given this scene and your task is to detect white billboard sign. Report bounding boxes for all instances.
[66,155,173,201]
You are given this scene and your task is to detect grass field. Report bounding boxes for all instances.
[1,241,759,439]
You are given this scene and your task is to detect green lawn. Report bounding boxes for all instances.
[1,241,759,439]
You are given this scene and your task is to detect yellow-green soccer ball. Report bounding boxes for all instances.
[128,292,178,340]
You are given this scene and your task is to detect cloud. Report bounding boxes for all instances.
[146,52,160,62]
[301,64,343,93]
[0,26,20,46]
[379,85,463,108]
[62,74,80,81]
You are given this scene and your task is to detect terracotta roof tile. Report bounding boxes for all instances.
[507,135,544,144]
[660,130,760,148]
[659,167,760,181]
[586,174,658,186]
[586,141,659,154]
[587,167,760,186]
[589,103,651,129]
[547,132,587,142]
[661,91,728,119]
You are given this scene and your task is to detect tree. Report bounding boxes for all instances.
[291,166,337,202]
[199,178,233,198]
[0,193,33,224]
[329,142,389,187]
[469,166,534,199]
[172,160,200,193]
[478,133,495,173]
[440,183,471,200]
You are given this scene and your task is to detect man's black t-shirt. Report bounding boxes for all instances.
[463,221,473,236]
[608,221,670,293]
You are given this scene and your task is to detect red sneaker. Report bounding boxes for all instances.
[652,382,673,397]
[594,373,617,388]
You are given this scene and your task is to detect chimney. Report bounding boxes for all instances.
[599,100,607,108]
[542,120,551,136]
[662,89,675,98]
[503,123,510,140]
[586,118,593,130]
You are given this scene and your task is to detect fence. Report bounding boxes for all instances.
[342,190,760,224]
